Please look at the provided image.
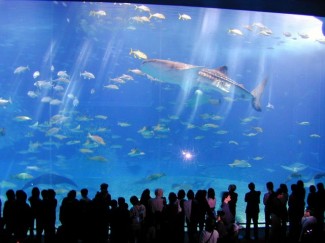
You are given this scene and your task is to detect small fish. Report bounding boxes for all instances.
[201,123,219,129]
[89,10,107,17]
[46,127,60,136]
[178,13,191,20]
[149,13,166,20]
[228,29,243,36]
[49,99,62,105]
[129,48,147,59]
[310,134,320,138]
[216,130,228,135]
[298,33,309,39]
[128,69,144,75]
[259,30,272,36]
[66,140,80,145]
[33,71,40,79]
[252,127,263,133]
[13,172,33,180]
[0,97,12,106]
[26,166,41,171]
[128,148,145,157]
[73,98,79,107]
[297,121,310,126]
[57,70,69,78]
[266,102,274,110]
[88,155,108,162]
[79,148,93,154]
[34,80,52,89]
[134,4,150,12]
[95,115,108,120]
[194,136,205,140]
[229,140,239,145]
[27,91,38,98]
[14,66,29,74]
[146,173,166,181]
[87,133,106,145]
[53,85,64,92]
[14,116,32,121]
[228,159,251,168]
[80,71,95,79]
[104,84,119,90]
[283,32,292,37]
[118,122,131,127]
[243,132,258,137]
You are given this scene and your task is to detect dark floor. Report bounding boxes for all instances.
[1,226,324,243]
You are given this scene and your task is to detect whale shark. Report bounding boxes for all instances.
[141,59,268,111]
[22,173,78,190]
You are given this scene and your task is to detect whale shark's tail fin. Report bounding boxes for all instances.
[251,78,268,111]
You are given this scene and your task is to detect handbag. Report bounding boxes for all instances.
[205,230,214,243]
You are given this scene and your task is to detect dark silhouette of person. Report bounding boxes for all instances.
[184,189,199,243]
[92,183,111,242]
[162,192,181,243]
[315,182,325,240]
[263,181,275,242]
[207,187,217,216]
[148,188,166,242]
[228,184,238,220]
[177,189,186,243]
[307,185,317,211]
[196,189,211,233]
[2,189,16,240]
[296,180,306,219]
[28,186,43,242]
[42,189,57,243]
[215,210,228,243]
[269,188,288,243]
[221,192,238,243]
[288,183,300,242]
[140,188,152,239]
[278,183,289,239]
[129,195,146,243]
[110,197,131,243]
[14,189,32,243]
[244,182,261,240]
[0,197,2,227]
[79,188,92,243]
[59,190,80,243]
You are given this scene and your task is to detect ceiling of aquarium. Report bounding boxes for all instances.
[0,1,324,222]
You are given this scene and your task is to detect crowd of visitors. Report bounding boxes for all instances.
[0,180,324,243]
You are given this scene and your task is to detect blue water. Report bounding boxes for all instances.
[0,1,325,223]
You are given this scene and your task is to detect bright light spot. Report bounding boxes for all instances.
[181,150,194,161]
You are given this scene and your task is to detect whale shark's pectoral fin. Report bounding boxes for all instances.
[251,78,268,111]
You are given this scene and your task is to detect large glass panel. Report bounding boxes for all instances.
[0,1,324,224]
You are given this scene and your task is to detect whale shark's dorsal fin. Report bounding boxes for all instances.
[215,66,228,75]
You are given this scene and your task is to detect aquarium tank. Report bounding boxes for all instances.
[0,0,324,224]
